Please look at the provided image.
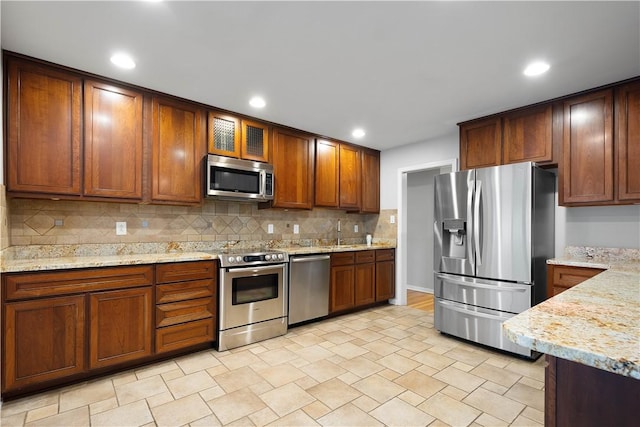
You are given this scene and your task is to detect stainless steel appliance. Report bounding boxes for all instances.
[288,254,331,325]
[433,162,554,358]
[218,249,288,351]
[206,154,274,201]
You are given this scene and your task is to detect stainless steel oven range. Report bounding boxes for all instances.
[218,249,289,351]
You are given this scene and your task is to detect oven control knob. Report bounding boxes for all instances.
[265,254,272,260]
[235,256,243,263]
[227,256,235,263]
[277,254,284,260]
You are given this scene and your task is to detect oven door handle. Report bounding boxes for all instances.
[224,264,285,274]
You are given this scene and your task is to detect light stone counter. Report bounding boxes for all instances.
[503,247,640,379]
[0,243,395,273]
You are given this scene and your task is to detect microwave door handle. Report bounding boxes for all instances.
[260,170,266,198]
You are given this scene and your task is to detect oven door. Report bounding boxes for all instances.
[219,263,287,331]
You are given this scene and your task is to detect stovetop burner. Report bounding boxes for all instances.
[217,248,289,267]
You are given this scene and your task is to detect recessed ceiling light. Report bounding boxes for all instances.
[110,53,136,69]
[352,128,366,139]
[523,61,550,77]
[249,96,266,108]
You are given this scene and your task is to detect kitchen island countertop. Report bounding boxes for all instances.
[503,249,640,379]
[0,243,396,273]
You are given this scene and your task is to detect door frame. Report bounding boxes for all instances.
[391,158,458,305]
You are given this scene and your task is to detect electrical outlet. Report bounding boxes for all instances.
[116,221,127,235]
[141,220,149,228]
[267,224,274,234]
[293,224,299,234]
[54,219,64,227]
[354,224,359,233]
[390,215,396,224]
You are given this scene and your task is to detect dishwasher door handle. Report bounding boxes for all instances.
[290,255,331,263]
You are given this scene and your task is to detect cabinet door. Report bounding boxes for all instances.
[151,96,204,204]
[355,263,375,306]
[89,287,152,369]
[546,265,604,297]
[3,296,85,392]
[6,58,82,195]
[272,128,315,209]
[330,265,355,313]
[84,80,144,199]
[376,260,395,301]
[339,144,361,210]
[361,149,380,213]
[241,119,269,162]
[459,117,502,170]
[208,111,241,158]
[503,105,553,165]
[616,81,640,202]
[560,90,614,205]
[315,139,340,207]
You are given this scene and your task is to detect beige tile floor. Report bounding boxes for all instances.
[0,305,545,427]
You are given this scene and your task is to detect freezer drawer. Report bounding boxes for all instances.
[434,273,531,314]
[434,298,533,357]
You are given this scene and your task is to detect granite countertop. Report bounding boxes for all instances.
[0,243,395,273]
[503,247,640,379]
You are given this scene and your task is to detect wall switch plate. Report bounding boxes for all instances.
[293,224,299,234]
[267,224,274,234]
[354,224,359,232]
[390,215,396,224]
[116,221,127,235]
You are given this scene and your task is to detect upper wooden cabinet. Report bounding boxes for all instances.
[615,81,640,202]
[360,149,380,213]
[84,80,144,200]
[459,117,502,170]
[6,57,82,195]
[560,90,614,205]
[502,104,553,165]
[208,111,269,162]
[151,96,205,205]
[271,127,315,209]
[314,139,362,211]
[315,139,340,207]
[339,144,361,210]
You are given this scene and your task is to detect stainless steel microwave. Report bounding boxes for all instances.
[206,154,274,201]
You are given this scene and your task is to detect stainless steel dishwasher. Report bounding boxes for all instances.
[288,254,331,325]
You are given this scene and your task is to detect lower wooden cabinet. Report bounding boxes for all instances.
[546,264,605,297]
[1,261,217,398]
[375,249,396,301]
[3,295,86,392]
[89,287,152,369]
[330,249,395,313]
[154,261,216,354]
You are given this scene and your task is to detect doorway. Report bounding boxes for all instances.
[393,159,457,306]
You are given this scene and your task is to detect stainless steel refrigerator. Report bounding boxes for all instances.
[433,162,555,358]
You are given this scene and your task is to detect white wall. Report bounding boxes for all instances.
[380,133,458,209]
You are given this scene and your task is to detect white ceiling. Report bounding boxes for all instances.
[2,1,639,151]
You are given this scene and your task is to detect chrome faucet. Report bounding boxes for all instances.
[337,220,342,246]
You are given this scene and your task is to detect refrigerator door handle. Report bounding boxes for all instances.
[474,180,483,266]
[438,299,511,321]
[467,180,475,270]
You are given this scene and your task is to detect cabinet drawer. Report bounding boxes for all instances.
[156,297,215,328]
[156,319,215,354]
[376,249,395,262]
[355,251,375,264]
[552,265,604,287]
[331,252,355,266]
[156,261,215,284]
[4,266,154,301]
[156,279,214,304]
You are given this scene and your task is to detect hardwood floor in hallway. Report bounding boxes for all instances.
[407,289,434,313]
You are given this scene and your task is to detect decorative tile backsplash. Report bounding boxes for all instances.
[7,197,398,250]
